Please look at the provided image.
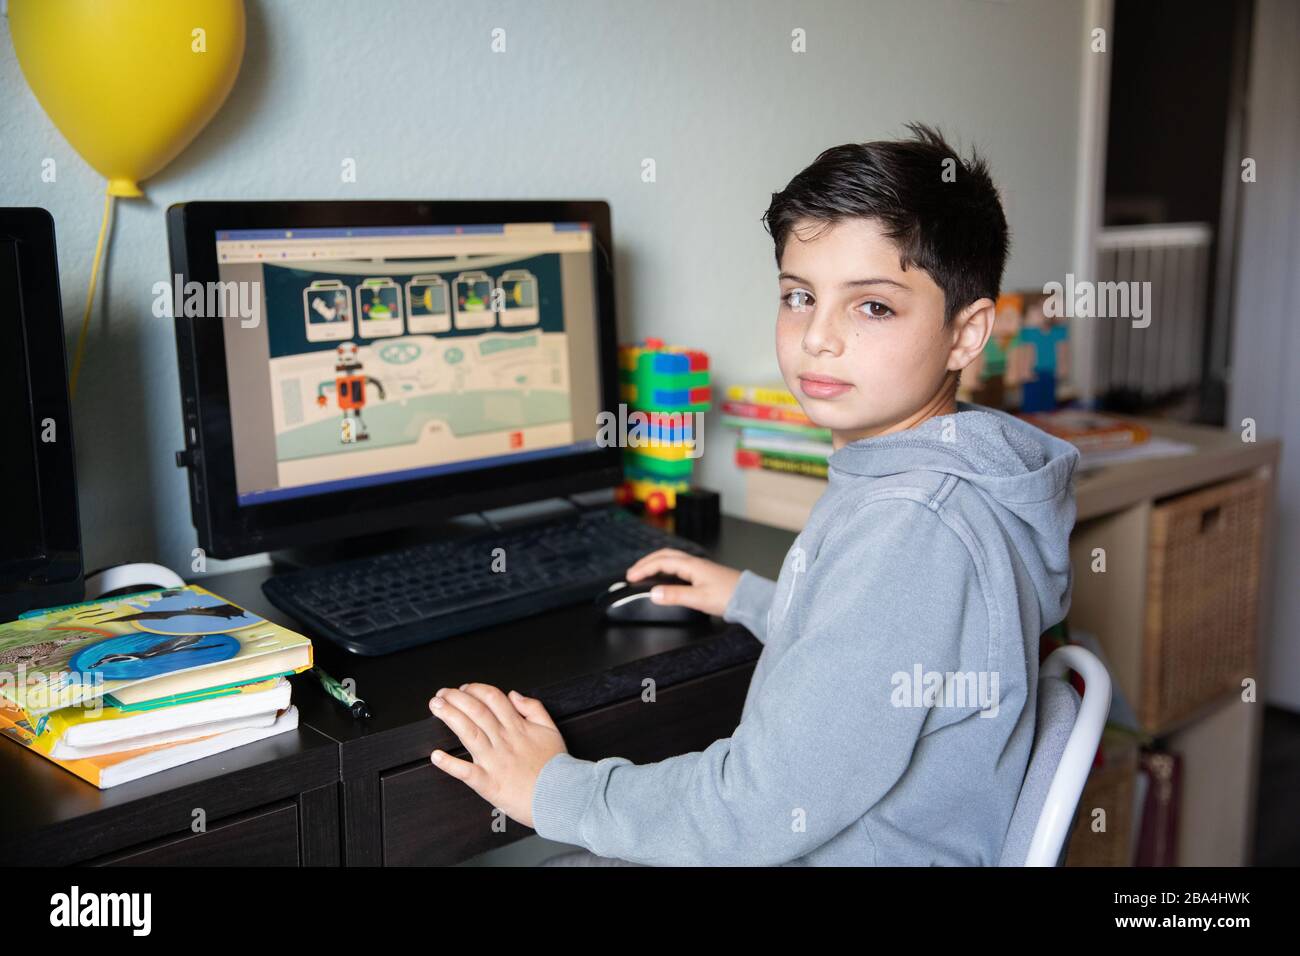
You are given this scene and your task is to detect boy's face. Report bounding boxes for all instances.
[1023,301,1047,329]
[775,217,980,444]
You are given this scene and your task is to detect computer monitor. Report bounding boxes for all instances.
[0,208,84,621]
[168,201,622,559]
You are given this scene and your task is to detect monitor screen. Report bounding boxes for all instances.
[211,222,605,507]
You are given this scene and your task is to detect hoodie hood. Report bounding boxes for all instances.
[826,402,1080,627]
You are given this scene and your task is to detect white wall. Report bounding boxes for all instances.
[1228,0,1300,710]
[1,0,1086,575]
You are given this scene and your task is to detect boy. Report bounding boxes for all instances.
[427,124,1080,866]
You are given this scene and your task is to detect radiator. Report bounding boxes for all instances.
[1094,223,1213,400]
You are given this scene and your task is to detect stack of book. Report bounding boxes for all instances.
[0,584,313,788]
[724,383,830,532]
[1017,409,1195,471]
[724,383,832,478]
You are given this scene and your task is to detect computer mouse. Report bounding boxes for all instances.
[595,574,709,625]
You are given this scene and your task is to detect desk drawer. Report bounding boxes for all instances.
[381,662,755,865]
[90,801,300,866]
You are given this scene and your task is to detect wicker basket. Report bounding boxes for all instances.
[1065,738,1139,867]
[1141,475,1265,731]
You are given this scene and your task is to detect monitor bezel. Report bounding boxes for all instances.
[168,200,623,560]
[0,207,83,620]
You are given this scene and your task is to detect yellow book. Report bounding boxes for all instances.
[725,383,800,408]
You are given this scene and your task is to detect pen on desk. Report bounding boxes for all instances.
[312,667,371,719]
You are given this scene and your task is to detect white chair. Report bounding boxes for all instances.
[999,644,1113,867]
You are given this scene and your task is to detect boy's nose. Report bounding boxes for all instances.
[801,310,843,357]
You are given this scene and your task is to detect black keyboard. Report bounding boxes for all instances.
[262,506,709,655]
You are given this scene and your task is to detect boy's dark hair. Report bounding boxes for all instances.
[762,123,1009,324]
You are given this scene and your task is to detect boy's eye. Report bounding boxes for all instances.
[782,289,813,311]
[858,300,894,320]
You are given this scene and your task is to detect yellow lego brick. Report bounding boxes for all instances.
[628,442,695,461]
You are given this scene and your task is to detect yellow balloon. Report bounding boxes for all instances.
[9,0,246,198]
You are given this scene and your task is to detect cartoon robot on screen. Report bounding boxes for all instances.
[316,342,386,443]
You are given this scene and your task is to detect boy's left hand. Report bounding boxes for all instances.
[428,684,567,829]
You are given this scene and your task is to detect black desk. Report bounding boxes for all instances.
[0,514,794,866]
[0,722,340,866]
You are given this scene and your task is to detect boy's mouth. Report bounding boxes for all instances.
[798,373,853,400]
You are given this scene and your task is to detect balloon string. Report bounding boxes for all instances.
[69,188,116,400]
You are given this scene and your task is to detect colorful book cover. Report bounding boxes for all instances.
[724,383,800,408]
[739,427,833,460]
[1018,410,1151,451]
[720,414,831,440]
[720,399,815,426]
[737,440,831,463]
[0,585,313,717]
[735,447,829,479]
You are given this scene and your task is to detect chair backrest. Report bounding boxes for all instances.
[999,644,1113,866]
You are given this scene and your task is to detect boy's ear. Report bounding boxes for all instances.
[947,297,996,372]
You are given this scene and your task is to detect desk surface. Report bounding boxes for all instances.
[207,514,795,773]
[0,514,796,863]
[1074,417,1281,521]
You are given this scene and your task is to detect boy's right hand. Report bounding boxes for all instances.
[624,549,743,617]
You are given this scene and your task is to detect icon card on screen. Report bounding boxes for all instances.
[406,275,451,333]
[357,277,405,338]
[452,271,497,329]
[497,269,539,327]
[303,279,355,342]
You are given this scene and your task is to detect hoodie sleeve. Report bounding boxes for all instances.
[530,498,987,865]
[721,569,777,643]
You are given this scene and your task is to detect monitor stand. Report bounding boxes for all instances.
[268,488,619,570]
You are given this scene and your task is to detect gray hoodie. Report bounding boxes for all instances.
[532,402,1080,865]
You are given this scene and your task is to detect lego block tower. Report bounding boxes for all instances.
[615,338,711,514]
